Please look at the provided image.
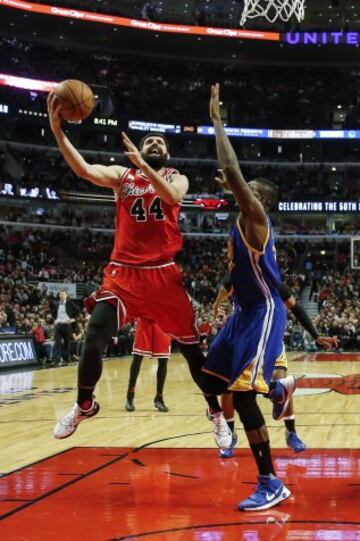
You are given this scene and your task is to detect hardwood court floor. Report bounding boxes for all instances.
[0,352,360,540]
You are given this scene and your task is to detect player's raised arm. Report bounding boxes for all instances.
[47,93,125,189]
[210,84,266,226]
[122,132,188,205]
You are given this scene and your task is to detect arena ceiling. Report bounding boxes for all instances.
[27,0,360,31]
[1,0,360,66]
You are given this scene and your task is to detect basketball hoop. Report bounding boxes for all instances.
[240,0,306,25]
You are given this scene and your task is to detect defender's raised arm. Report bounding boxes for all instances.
[210,83,267,226]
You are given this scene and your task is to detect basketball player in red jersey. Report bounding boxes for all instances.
[47,94,230,445]
[126,318,172,412]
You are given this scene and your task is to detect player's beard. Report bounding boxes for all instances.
[141,151,168,170]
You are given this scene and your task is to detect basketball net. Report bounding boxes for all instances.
[240,0,305,25]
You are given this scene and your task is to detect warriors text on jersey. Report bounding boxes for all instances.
[111,167,183,265]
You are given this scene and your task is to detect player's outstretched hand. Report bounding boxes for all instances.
[122,132,145,169]
[47,92,63,133]
[315,335,339,350]
[215,169,232,193]
[210,83,221,122]
[213,302,220,318]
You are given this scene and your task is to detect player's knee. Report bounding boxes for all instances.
[178,343,204,365]
[233,391,265,431]
[200,372,228,395]
[83,322,108,357]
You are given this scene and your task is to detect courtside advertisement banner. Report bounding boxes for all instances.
[2,3,359,46]
[0,336,37,368]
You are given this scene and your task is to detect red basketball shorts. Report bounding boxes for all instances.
[132,319,172,358]
[85,261,199,344]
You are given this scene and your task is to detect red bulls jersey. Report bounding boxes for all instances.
[111,167,183,265]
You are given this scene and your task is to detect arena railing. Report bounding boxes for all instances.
[0,220,356,241]
[2,140,360,168]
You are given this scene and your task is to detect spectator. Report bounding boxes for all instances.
[50,290,81,366]
[70,320,86,361]
[32,318,52,365]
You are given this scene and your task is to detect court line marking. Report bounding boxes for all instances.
[168,472,199,479]
[0,450,131,521]
[108,519,360,540]
[0,447,75,480]
[131,458,146,467]
[1,434,359,523]
[0,431,210,521]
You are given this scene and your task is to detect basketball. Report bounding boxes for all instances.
[53,79,95,122]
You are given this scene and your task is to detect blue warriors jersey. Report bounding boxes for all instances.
[203,215,286,393]
[228,216,281,309]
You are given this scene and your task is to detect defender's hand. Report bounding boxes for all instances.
[215,169,232,193]
[210,83,221,122]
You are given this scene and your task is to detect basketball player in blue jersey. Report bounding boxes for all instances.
[212,276,339,458]
[201,84,295,511]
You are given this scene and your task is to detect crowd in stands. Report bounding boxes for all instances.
[0,225,118,363]
[0,223,358,365]
[0,37,94,87]
[1,142,360,203]
[0,205,116,230]
[0,226,106,282]
[1,35,360,206]
[4,147,115,197]
[0,33,359,357]
[314,271,360,351]
[1,204,360,236]
[2,36,360,131]
[95,56,360,130]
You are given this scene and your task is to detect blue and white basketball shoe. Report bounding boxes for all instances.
[238,474,291,511]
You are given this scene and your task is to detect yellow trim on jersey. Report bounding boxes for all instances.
[229,345,287,393]
[229,357,269,394]
[237,217,270,256]
[274,344,288,370]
